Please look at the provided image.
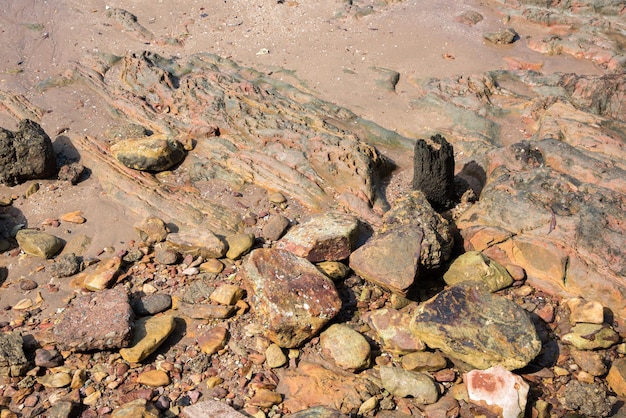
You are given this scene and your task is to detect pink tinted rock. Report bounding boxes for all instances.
[465,365,529,418]
[363,308,425,354]
[276,212,359,262]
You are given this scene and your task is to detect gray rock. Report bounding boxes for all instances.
[285,406,346,418]
[0,332,29,377]
[0,119,57,186]
[111,135,185,172]
[277,212,359,262]
[53,286,134,352]
[320,324,371,371]
[410,282,541,370]
[349,225,423,295]
[166,229,227,259]
[57,162,85,184]
[34,348,63,368]
[242,248,341,348]
[181,400,248,418]
[49,253,81,278]
[483,28,517,44]
[379,365,439,404]
[16,229,63,259]
[153,242,179,265]
[131,293,172,316]
[557,380,614,417]
[134,216,169,244]
[262,214,291,241]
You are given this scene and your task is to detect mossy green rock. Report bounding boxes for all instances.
[443,251,513,292]
[562,323,619,350]
[16,229,63,258]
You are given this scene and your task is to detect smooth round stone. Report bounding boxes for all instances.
[38,372,72,388]
[225,232,255,260]
[402,351,448,372]
[262,214,291,242]
[269,192,287,204]
[316,261,350,281]
[154,243,179,265]
[137,370,170,387]
[200,258,224,274]
[265,343,287,368]
[320,324,371,371]
[35,348,63,368]
[131,294,172,316]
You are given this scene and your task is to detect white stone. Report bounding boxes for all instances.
[465,365,529,418]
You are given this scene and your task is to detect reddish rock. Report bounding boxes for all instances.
[242,248,341,348]
[276,212,359,262]
[363,308,425,354]
[465,365,529,418]
[53,286,133,352]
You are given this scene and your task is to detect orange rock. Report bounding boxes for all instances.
[60,210,86,224]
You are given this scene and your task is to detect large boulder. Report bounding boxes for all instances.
[0,119,57,185]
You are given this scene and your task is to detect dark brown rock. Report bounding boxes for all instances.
[557,380,613,417]
[410,282,541,370]
[261,214,291,242]
[34,348,63,368]
[412,134,455,210]
[242,248,341,348]
[0,119,57,186]
[53,286,134,352]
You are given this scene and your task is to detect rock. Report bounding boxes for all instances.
[316,261,350,281]
[483,28,517,44]
[111,398,160,418]
[276,361,366,414]
[166,229,227,259]
[320,324,371,371]
[181,400,248,418]
[349,225,423,295]
[0,119,57,185]
[443,251,513,292]
[0,332,28,377]
[15,229,63,259]
[379,366,439,404]
[153,243,179,265]
[269,192,287,204]
[197,326,228,355]
[19,279,37,291]
[176,300,235,320]
[570,349,607,377]
[410,282,541,370]
[45,400,77,418]
[564,298,605,324]
[557,380,614,417]
[60,211,86,224]
[131,294,172,316]
[285,406,346,417]
[455,10,483,25]
[265,343,287,368]
[200,258,224,274]
[137,370,170,387]
[119,314,176,363]
[210,284,245,306]
[225,232,255,260]
[607,358,626,396]
[54,286,134,352]
[248,389,283,408]
[49,253,81,278]
[381,191,453,269]
[276,212,359,262]
[38,372,72,388]
[77,256,123,291]
[401,351,447,372]
[262,214,291,241]
[34,348,63,368]
[61,234,92,256]
[111,135,185,172]
[465,365,529,418]
[134,216,169,244]
[562,323,619,350]
[242,248,342,348]
[363,308,425,354]
[412,134,455,210]
[57,162,85,184]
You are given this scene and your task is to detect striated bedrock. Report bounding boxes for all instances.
[72,51,410,232]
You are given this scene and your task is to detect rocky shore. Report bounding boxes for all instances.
[0,0,625,417]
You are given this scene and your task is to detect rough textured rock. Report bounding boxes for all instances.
[564,298,605,324]
[119,314,176,363]
[74,51,409,233]
[277,212,359,262]
[443,251,513,292]
[320,324,371,371]
[349,225,423,295]
[0,333,28,377]
[607,357,626,397]
[363,308,425,354]
[410,282,541,370]
[54,286,134,352]
[166,229,227,259]
[225,232,255,260]
[111,135,185,172]
[131,294,172,316]
[134,216,169,244]
[465,365,529,418]
[0,119,57,185]
[557,380,614,417]
[412,134,455,210]
[49,253,81,278]
[262,214,291,241]
[242,248,342,348]
[483,28,518,44]
[276,361,366,414]
[285,407,346,418]
[15,229,63,259]
[111,398,160,418]
[181,400,248,418]
[561,323,619,350]
[379,366,439,404]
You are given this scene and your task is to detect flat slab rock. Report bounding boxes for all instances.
[242,248,342,348]
[53,286,134,352]
[410,282,541,370]
[0,332,29,377]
